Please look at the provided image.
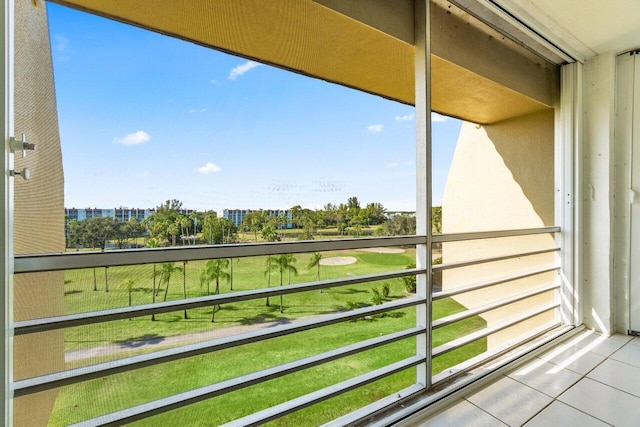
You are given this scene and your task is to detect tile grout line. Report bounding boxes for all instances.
[462,396,509,426]
[519,397,555,426]
[584,375,640,400]
[464,374,553,426]
[547,339,630,426]
[513,335,628,426]
[549,394,615,426]
[506,367,582,399]
[418,334,636,426]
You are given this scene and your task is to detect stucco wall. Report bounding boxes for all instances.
[442,109,556,349]
[13,0,65,425]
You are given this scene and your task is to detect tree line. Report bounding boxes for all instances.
[66,197,442,249]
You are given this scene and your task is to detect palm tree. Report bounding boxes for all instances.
[273,254,297,313]
[178,215,192,246]
[119,278,138,315]
[261,225,281,307]
[146,238,160,321]
[203,213,217,245]
[276,214,287,239]
[189,211,199,244]
[168,223,179,246]
[200,259,230,322]
[264,256,275,307]
[308,252,323,292]
[160,262,183,302]
[261,225,280,243]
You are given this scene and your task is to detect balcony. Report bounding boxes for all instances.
[401,330,640,426]
[5,0,640,425]
[12,226,564,425]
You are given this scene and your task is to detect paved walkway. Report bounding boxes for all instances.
[65,317,295,362]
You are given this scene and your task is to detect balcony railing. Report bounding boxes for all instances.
[12,227,562,426]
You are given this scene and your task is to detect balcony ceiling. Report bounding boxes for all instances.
[496,0,640,60]
[52,0,555,125]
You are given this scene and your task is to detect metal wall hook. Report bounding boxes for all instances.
[9,133,36,158]
[10,168,31,180]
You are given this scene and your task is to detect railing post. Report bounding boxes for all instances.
[414,0,432,389]
[556,62,581,326]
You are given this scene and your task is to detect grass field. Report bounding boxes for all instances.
[48,247,486,426]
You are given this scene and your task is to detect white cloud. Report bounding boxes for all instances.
[395,113,415,122]
[367,124,383,133]
[228,61,261,80]
[385,162,400,169]
[54,34,69,53]
[114,130,151,146]
[196,162,221,174]
[432,112,449,122]
[53,34,70,62]
[188,108,208,113]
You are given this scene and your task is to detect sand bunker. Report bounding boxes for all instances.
[320,256,357,266]
[356,247,406,254]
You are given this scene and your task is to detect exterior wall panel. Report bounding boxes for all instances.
[13,0,65,425]
[442,109,556,348]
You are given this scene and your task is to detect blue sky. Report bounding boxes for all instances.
[47,3,462,212]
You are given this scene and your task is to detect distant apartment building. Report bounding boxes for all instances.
[222,209,250,227]
[223,208,293,228]
[386,211,416,220]
[65,207,194,222]
[115,207,153,222]
[65,207,116,221]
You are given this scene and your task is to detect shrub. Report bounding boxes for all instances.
[432,257,443,291]
[402,264,417,293]
[381,282,390,298]
[371,287,383,305]
[345,301,360,310]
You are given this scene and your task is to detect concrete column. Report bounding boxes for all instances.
[581,53,616,333]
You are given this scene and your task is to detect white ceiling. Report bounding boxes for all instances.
[496,0,640,61]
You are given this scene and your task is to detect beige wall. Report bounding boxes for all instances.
[442,109,556,349]
[13,0,65,425]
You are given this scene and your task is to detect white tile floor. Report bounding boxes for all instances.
[416,331,640,426]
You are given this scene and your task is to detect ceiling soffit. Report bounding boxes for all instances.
[52,0,556,124]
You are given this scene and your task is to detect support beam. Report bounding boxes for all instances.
[414,0,432,388]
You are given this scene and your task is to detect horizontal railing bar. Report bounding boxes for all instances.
[432,226,560,243]
[15,236,426,273]
[432,265,559,301]
[70,355,425,427]
[371,325,576,427]
[16,299,423,393]
[432,283,559,329]
[14,269,425,336]
[14,326,424,398]
[432,321,564,386]
[432,302,560,358]
[433,248,560,272]
[221,356,425,427]
[323,383,426,427]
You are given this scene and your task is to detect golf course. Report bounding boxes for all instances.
[48,246,486,426]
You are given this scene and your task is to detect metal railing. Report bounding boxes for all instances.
[12,226,561,426]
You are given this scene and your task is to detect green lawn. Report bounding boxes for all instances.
[49,248,486,426]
